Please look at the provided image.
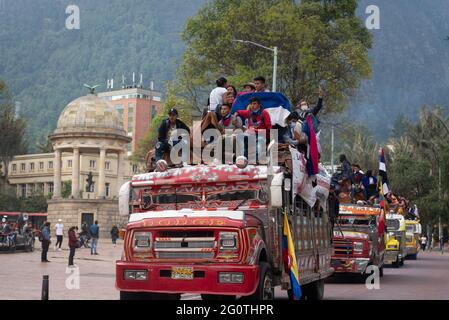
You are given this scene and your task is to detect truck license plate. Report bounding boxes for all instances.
[171,267,194,280]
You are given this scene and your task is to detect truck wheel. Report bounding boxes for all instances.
[287,288,306,301]
[246,262,274,300]
[303,279,324,300]
[400,258,404,266]
[120,291,180,300]
[379,266,384,277]
[201,294,236,300]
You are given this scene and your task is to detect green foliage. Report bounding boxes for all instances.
[61,181,72,199]
[0,190,48,213]
[389,106,449,226]
[178,0,372,113]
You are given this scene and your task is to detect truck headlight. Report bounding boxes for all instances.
[219,232,238,250]
[133,232,152,251]
[353,242,364,252]
[124,270,148,281]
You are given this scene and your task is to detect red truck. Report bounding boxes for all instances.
[331,205,385,279]
[115,149,334,300]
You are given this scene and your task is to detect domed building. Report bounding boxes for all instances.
[42,92,132,236]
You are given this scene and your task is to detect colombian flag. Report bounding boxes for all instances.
[283,211,302,300]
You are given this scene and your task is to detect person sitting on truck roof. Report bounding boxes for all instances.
[254,76,270,93]
[362,170,377,199]
[234,97,272,162]
[282,112,301,147]
[351,164,364,202]
[155,108,191,162]
[218,103,243,133]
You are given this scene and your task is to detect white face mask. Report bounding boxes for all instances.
[300,104,309,111]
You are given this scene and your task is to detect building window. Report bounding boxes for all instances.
[12,164,17,173]
[30,163,35,172]
[20,163,26,172]
[48,161,53,169]
[48,182,54,194]
[105,183,110,197]
[39,162,44,171]
[67,160,72,168]
[132,164,138,174]
[105,161,110,170]
[89,160,96,168]
[20,184,26,198]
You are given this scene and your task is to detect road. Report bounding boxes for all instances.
[1,240,448,300]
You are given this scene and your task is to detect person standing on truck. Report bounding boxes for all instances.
[234,97,272,163]
[209,77,228,112]
[155,108,191,162]
[89,221,100,255]
[254,76,270,93]
[54,219,64,251]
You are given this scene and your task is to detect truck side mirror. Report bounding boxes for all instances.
[119,181,131,216]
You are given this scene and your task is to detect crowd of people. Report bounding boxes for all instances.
[154,76,325,168]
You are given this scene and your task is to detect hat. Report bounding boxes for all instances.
[58,219,62,222]
[243,82,256,90]
[168,108,178,116]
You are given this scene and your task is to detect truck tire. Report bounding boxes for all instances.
[303,279,324,300]
[120,291,180,300]
[201,294,236,300]
[379,265,384,277]
[400,258,404,266]
[246,262,274,300]
[393,258,400,268]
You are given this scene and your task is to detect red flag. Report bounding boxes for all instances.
[306,115,319,176]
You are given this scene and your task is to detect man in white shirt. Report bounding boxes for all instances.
[208,77,228,112]
[54,219,64,251]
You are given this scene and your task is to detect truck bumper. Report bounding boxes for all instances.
[406,247,418,256]
[115,261,260,296]
[331,258,370,274]
[384,250,399,264]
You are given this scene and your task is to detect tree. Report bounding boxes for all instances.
[36,136,54,153]
[178,0,372,114]
[0,80,28,190]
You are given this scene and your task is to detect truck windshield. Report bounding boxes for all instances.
[387,219,400,231]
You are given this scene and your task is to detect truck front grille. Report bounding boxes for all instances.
[154,231,216,260]
[333,239,353,256]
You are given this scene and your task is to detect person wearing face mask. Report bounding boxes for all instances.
[283,112,300,147]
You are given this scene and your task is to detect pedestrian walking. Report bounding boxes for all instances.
[68,226,79,267]
[54,219,64,251]
[420,235,427,251]
[89,220,99,255]
[40,222,51,262]
[111,225,119,248]
[440,236,445,255]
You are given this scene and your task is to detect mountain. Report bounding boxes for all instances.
[1,0,449,149]
[0,0,204,151]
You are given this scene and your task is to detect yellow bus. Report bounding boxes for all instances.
[405,220,422,260]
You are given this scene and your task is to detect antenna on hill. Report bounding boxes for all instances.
[139,74,143,88]
[122,74,126,89]
[83,84,100,95]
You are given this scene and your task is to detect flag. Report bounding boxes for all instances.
[302,115,319,177]
[283,210,302,300]
[232,92,291,127]
[378,148,389,195]
[378,180,388,238]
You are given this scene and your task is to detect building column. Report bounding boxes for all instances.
[97,148,106,198]
[53,149,62,199]
[117,151,125,195]
[71,148,80,199]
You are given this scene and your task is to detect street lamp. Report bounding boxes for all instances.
[232,39,278,92]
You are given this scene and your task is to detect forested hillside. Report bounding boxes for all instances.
[1,0,449,149]
[0,0,204,150]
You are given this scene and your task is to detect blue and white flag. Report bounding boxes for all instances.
[232,92,291,127]
[379,148,389,195]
